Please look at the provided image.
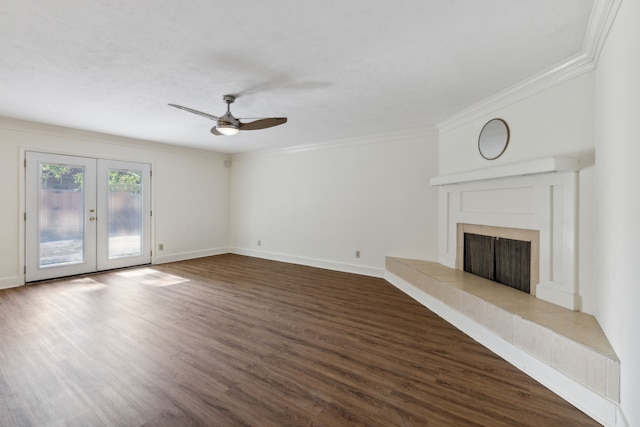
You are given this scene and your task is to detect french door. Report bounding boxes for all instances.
[25,152,151,282]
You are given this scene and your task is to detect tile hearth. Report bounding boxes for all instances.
[385,257,620,403]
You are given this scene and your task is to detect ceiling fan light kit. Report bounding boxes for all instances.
[169,94,287,137]
[215,125,239,136]
[216,117,240,136]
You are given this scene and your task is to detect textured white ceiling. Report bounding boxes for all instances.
[0,1,594,153]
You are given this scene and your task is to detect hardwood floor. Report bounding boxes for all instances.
[0,254,599,426]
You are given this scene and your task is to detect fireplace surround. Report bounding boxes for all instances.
[431,157,579,310]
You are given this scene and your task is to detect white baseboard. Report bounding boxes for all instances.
[0,275,22,290]
[385,271,626,427]
[153,247,231,264]
[230,247,384,278]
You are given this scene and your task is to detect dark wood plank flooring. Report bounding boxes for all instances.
[0,254,599,426]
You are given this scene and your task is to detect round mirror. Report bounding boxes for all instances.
[478,118,509,160]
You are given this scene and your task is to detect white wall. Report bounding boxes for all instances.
[594,0,640,424]
[437,73,598,314]
[229,130,439,276]
[0,117,230,288]
[152,152,230,263]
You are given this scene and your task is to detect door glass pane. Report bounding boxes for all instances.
[39,163,85,267]
[108,168,142,259]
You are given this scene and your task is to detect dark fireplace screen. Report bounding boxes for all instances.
[463,233,531,293]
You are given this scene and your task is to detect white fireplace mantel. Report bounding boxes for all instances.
[432,157,580,310]
[430,157,579,186]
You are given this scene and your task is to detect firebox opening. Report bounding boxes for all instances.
[456,224,539,296]
[463,233,532,294]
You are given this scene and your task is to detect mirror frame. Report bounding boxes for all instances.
[478,118,510,160]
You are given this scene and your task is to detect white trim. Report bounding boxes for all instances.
[230,247,384,278]
[385,271,627,427]
[1,116,229,160]
[153,247,230,264]
[436,53,594,133]
[231,126,437,160]
[583,0,624,65]
[430,157,579,186]
[0,276,21,290]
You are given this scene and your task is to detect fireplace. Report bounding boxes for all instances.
[432,158,578,310]
[458,224,538,294]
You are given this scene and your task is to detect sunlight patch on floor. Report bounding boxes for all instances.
[67,277,108,292]
[116,268,189,287]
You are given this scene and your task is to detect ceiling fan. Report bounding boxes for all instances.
[169,95,287,136]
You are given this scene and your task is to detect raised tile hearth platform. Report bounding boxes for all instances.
[385,257,620,406]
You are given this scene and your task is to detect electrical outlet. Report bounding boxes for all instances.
[356,250,360,258]
[258,240,261,246]
[159,243,164,251]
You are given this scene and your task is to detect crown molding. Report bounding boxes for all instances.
[583,0,623,65]
[436,53,594,134]
[436,0,622,134]
[231,126,438,160]
[0,115,229,159]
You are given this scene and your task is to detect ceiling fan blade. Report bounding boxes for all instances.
[210,126,223,136]
[239,117,287,131]
[168,104,218,121]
